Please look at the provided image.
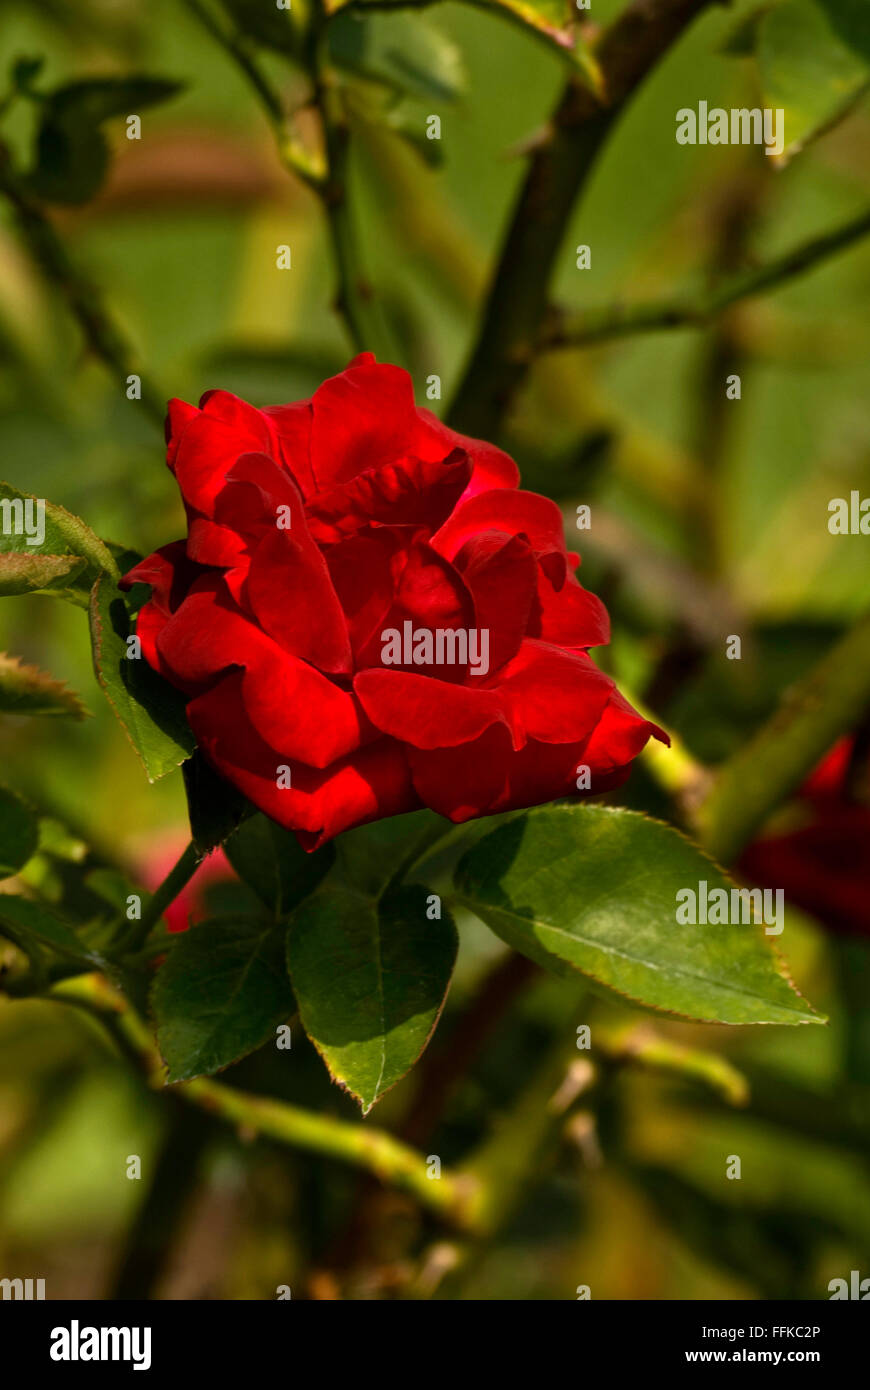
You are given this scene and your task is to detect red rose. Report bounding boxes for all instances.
[122,354,665,849]
[740,737,870,936]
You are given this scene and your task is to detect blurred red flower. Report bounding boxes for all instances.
[740,737,870,936]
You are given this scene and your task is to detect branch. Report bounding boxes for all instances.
[180,0,326,190]
[0,144,166,426]
[593,1021,748,1106]
[312,27,394,357]
[181,0,391,356]
[116,840,201,953]
[447,0,717,439]
[699,610,870,865]
[53,973,478,1229]
[541,205,870,349]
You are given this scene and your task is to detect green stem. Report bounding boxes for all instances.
[541,205,870,350]
[180,0,326,189]
[182,0,388,355]
[313,24,392,356]
[54,973,478,1229]
[447,0,715,438]
[593,1020,748,1106]
[187,1076,473,1222]
[116,840,201,953]
[698,610,870,864]
[0,143,165,426]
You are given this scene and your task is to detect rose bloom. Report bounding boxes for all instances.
[740,737,870,937]
[123,355,665,849]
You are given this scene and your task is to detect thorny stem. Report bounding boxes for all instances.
[448,0,718,439]
[53,973,479,1230]
[0,143,166,426]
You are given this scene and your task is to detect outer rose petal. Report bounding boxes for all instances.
[356,640,614,754]
[531,568,610,649]
[494,641,614,746]
[169,391,281,517]
[409,696,663,823]
[121,542,201,675]
[413,408,520,498]
[155,584,367,767]
[579,687,669,773]
[408,727,628,822]
[188,671,419,849]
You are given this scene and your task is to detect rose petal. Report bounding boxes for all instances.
[188,670,418,848]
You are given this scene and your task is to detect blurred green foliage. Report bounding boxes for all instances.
[0,0,868,1299]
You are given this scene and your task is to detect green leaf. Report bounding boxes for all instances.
[0,786,39,877]
[329,12,466,103]
[325,0,602,87]
[345,82,446,167]
[0,653,87,719]
[0,552,86,599]
[335,809,450,896]
[224,811,334,916]
[730,0,870,160]
[816,0,870,62]
[182,749,252,856]
[153,917,296,1082]
[26,76,184,205]
[287,883,458,1112]
[0,893,92,962]
[455,806,821,1026]
[472,0,601,86]
[0,482,118,589]
[89,573,195,782]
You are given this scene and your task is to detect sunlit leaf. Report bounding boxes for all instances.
[727,0,870,160]
[456,805,821,1025]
